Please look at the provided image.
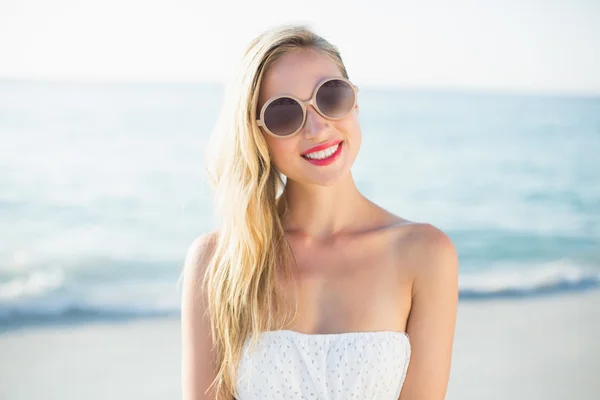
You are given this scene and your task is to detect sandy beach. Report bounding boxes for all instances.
[1,290,599,400]
[447,290,600,400]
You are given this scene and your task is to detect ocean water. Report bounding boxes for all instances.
[1,79,599,329]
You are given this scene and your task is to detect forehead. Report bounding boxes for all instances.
[258,48,343,107]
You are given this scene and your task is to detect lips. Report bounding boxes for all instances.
[300,140,344,156]
[301,141,343,166]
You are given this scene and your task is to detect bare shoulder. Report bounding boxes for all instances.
[391,221,458,282]
[185,231,219,267]
[402,222,456,255]
[180,230,219,323]
[182,232,219,285]
[367,203,457,268]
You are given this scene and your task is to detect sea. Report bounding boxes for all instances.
[1,79,599,330]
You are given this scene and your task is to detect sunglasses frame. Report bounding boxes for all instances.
[256,76,359,138]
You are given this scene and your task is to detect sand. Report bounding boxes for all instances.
[447,290,600,400]
[1,290,599,400]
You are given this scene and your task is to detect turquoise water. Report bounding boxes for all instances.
[1,79,599,327]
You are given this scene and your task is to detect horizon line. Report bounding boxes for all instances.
[2,75,599,100]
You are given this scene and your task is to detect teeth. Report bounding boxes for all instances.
[304,143,340,160]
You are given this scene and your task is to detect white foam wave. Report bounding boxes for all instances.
[0,269,65,300]
[459,260,600,298]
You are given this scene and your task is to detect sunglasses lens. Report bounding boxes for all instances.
[263,97,304,136]
[316,79,355,118]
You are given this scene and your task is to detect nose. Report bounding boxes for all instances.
[302,105,330,140]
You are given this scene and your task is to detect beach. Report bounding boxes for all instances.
[447,290,600,400]
[1,289,598,400]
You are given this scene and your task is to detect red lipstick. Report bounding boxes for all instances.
[301,141,343,166]
[300,140,343,156]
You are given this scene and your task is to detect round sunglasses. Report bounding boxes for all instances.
[256,77,359,138]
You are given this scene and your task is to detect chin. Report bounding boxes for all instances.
[297,168,352,187]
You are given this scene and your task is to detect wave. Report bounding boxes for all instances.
[0,269,182,328]
[459,261,600,299]
[1,260,599,327]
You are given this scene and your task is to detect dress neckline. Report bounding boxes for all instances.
[259,329,410,340]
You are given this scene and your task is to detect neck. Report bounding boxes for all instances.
[277,171,368,239]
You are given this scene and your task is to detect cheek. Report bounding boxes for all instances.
[264,135,298,168]
[340,117,362,144]
[339,118,362,162]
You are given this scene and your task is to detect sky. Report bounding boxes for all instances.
[1,0,599,95]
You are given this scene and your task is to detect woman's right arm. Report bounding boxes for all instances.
[181,232,231,400]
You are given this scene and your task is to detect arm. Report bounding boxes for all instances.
[181,233,231,400]
[399,224,459,400]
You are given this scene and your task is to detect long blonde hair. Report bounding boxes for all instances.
[202,24,350,399]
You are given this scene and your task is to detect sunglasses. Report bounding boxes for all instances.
[256,77,359,138]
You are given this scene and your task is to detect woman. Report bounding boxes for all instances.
[181,24,458,400]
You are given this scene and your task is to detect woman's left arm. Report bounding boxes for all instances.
[399,224,459,400]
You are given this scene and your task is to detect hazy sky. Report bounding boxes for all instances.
[1,0,599,94]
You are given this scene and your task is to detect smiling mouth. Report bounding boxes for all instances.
[301,141,343,166]
[301,142,341,160]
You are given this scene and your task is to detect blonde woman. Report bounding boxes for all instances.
[181,24,458,400]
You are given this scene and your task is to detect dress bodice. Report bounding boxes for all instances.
[236,329,411,399]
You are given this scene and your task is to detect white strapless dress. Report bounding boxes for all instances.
[236,330,411,400]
